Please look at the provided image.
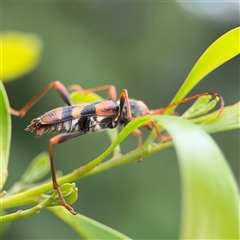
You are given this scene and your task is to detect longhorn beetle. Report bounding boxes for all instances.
[10,81,224,215]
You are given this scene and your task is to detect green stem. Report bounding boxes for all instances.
[84,141,172,178]
[0,202,44,222]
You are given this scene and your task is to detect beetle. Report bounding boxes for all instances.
[10,81,224,215]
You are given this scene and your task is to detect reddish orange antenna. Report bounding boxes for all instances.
[149,92,224,119]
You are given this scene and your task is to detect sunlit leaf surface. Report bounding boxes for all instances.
[169,27,240,112]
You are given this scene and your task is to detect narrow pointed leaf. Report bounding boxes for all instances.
[0,81,11,190]
[50,207,132,239]
[197,101,240,133]
[169,27,240,112]
[20,152,50,184]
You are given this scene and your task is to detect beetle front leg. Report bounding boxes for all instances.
[131,129,144,162]
[117,89,132,122]
[48,131,85,215]
[134,121,171,162]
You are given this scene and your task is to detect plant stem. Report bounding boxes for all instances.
[0,202,43,222]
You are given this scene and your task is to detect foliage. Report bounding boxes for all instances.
[0,28,239,239]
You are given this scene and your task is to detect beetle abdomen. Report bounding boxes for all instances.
[25,100,120,137]
[26,115,118,137]
[25,118,83,136]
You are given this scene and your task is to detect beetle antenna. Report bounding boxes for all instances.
[149,92,224,118]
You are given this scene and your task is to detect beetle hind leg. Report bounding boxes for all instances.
[10,81,73,118]
[48,131,86,215]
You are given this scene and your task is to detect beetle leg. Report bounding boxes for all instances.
[49,131,86,215]
[68,84,117,101]
[131,121,171,163]
[131,129,143,162]
[132,129,142,149]
[117,89,148,161]
[117,89,132,122]
[10,81,73,117]
[150,120,172,141]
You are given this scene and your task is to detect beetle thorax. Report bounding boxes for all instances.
[119,99,150,126]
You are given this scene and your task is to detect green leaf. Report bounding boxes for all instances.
[150,115,239,239]
[50,207,132,239]
[70,91,102,103]
[196,101,240,134]
[0,81,11,190]
[7,152,50,195]
[169,27,240,112]
[20,152,50,185]
[182,95,219,119]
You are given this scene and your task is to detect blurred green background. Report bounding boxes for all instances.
[2,1,239,239]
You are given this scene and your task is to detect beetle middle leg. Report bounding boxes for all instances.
[68,84,117,101]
